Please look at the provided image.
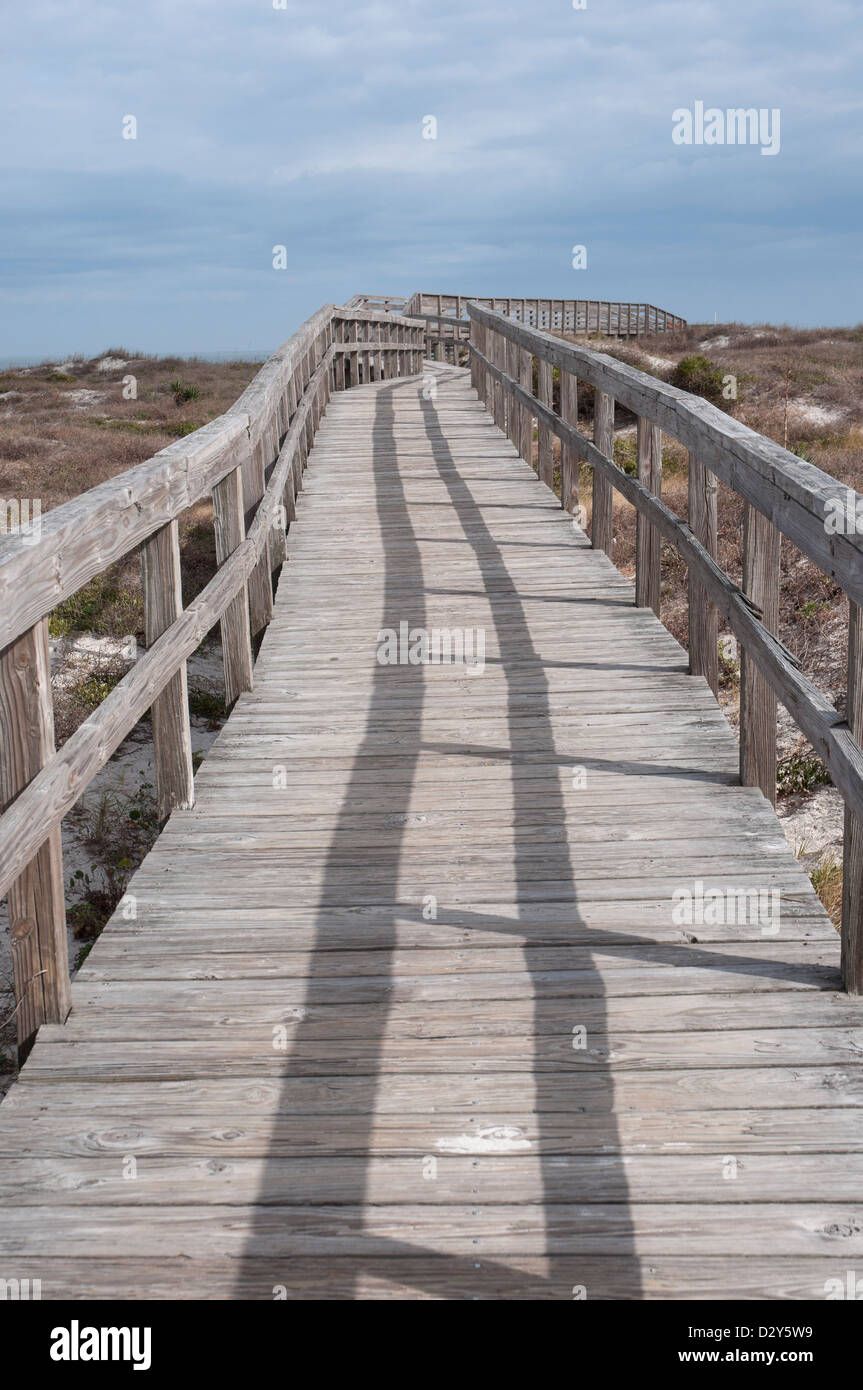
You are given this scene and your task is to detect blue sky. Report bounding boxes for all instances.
[1,0,861,357]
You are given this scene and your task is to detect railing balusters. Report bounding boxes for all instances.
[244,433,274,635]
[687,452,719,695]
[0,617,70,1052]
[492,329,505,432]
[740,504,780,803]
[635,417,662,615]
[560,369,578,514]
[142,520,195,825]
[592,390,614,554]
[0,302,421,1051]
[213,462,255,707]
[518,347,533,466]
[537,357,553,486]
[506,336,519,448]
[842,602,863,993]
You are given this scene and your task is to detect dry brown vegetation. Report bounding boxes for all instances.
[536,322,863,923]
[0,350,262,740]
[543,322,863,715]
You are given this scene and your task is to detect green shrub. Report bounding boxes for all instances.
[614,437,637,475]
[170,379,200,405]
[671,355,726,405]
[777,750,831,796]
[49,574,141,640]
[189,688,227,728]
[809,854,841,926]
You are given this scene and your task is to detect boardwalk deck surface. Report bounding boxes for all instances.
[1,364,861,1300]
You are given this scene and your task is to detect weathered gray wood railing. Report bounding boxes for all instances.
[0,302,424,1052]
[407,292,687,336]
[421,315,471,363]
[468,301,863,994]
[342,294,409,315]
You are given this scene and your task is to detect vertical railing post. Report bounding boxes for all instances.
[244,428,274,635]
[518,347,533,467]
[537,354,553,487]
[687,452,719,695]
[379,322,388,381]
[0,617,70,1054]
[842,603,863,993]
[320,323,331,413]
[485,326,495,417]
[310,331,323,428]
[475,322,487,406]
[365,321,375,383]
[142,520,195,825]
[351,319,360,386]
[212,462,254,706]
[268,407,289,572]
[560,369,579,514]
[635,418,662,615]
[291,362,306,487]
[353,323,362,384]
[740,504,780,802]
[334,317,346,391]
[491,330,505,432]
[592,391,614,554]
[505,335,519,448]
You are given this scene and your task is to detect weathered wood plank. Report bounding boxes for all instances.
[740,502,781,802]
[0,618,69,1050]
[559,369,578,514]
[636,417,662,614]
[592,390,614,553]
[842,600,863,993]
[212,464,254,707]
[141,521,195,824]
[537,357,553,486]
[687,450,719,695]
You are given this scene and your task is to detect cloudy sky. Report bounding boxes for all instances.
[1,0,860,357]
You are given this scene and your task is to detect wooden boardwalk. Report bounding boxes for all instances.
[2,362,862,1300]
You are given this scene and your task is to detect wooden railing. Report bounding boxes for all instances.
[341,293,409,315]
[406,292,687,336]
[468,301,863,995]
[0,302,424,1052]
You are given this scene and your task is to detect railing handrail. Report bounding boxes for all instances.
[0,304,424,652]
[467,302,863,993]
[468,302,863,609]
[0,299,426,1048]
[407,291,687,330]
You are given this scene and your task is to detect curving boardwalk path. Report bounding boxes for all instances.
[1,363,861,1299]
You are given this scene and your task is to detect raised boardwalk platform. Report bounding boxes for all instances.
[1,362,861,1299]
